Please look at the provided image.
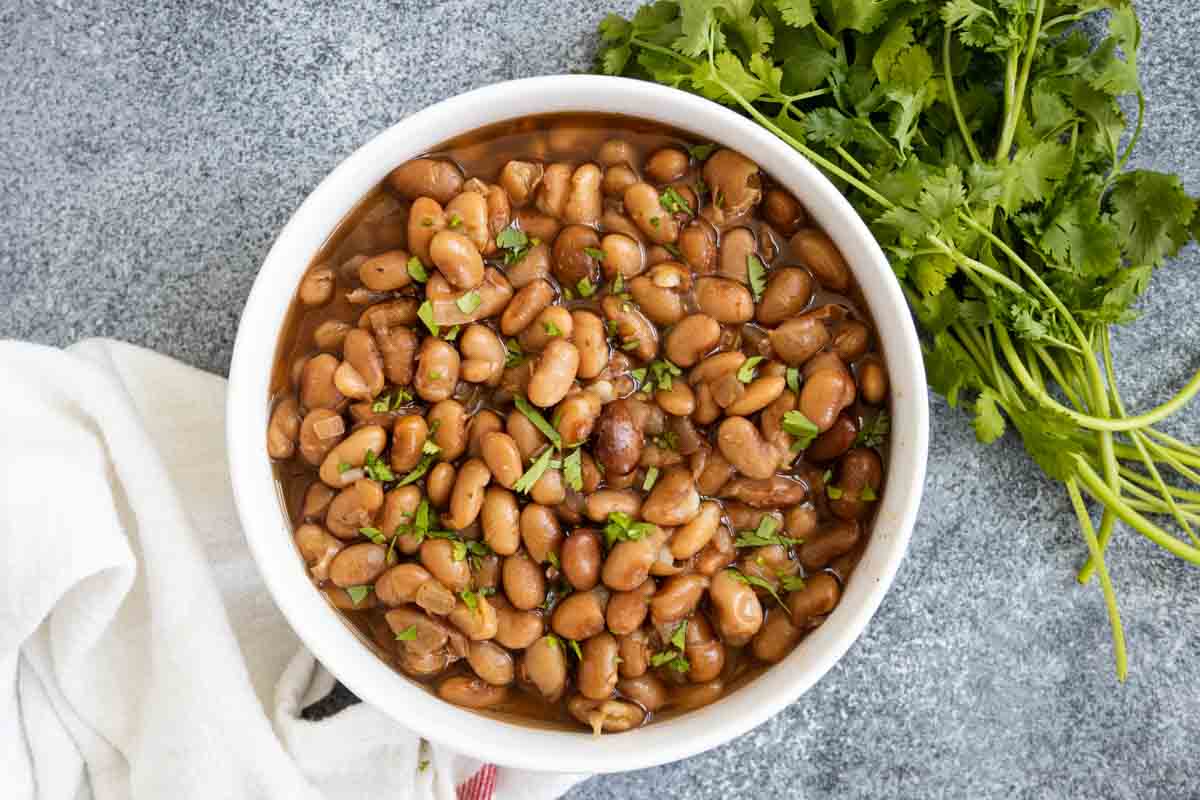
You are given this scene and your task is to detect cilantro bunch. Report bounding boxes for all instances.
[598,0,1200,679]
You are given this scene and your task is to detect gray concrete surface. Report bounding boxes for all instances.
[3,1,1199,797]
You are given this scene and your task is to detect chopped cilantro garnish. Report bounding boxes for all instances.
[407,256,428,283]
[782,411,819,450]
[583,248,605,262]
[363,449,394,482]
[563,448,583,492]
[514,395,563,450]
[345,585,372,606]
[417,300,438,336]
[456,291,482,315]
[728,568,785,609]
[746,254,767,302]
[603,512,655,548]
[786,367,800,394]
[513,448,556,494]
[736,356,764,384]
[734,516,803,549]
[394,625,418,641]
[687,143,715,161]
[543,321,562,337]
[855,412,891,449]
[659,186,693,215]
[505,338,525,368]
[642,466,659,491]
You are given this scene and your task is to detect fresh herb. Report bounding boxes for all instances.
[785,367,800,394]
[496,226,538,265]
[826,486,844,500]
[363,449,394,482]
[442,325,460,342]
[642,466,659,492]
[396,453,437,486]
[648,215,660,229]
[562,285,575,301]
[546,551,561,570]
[736,356,763,384]
[779,574,806,593]
[660,186,693,215]
[663,242,682,258]
[447,213,463,229]
[541,579,572,613]
[782,411,819,451]
[734,516,803,549]
[427,369,442,381]
[544,321,563,337]
[650,621,690,673]
[855,412,891,449]
[505,338,525,368]
[514,395,563,450]
[630,367,648,384]
[372,387,413,413]
[576,276,597,298]
[421,437,441,456]
[360,526,387,545]
[513,447,556,494]
[611,274,625,296]
[746,254,767,302]
[418,759,430,773]
[456,291,481,315]
[646,359,682,391]
[604,511,656,548]
[861,486,879,502]
[563,448,583,492]
[728,569,785,610]
[407,257,428,283]
[598,0,1200,680]
[687,142,715,161]
[416,300,438,336]
[345,585,372,606]
[583,247,606,261]
[653,430,679,452]
[460,589,480,611]
[620,337,639,351]
[394,625,418,641]
[567,638,583,660]
[337,461,352,474]
[604,319,620,337]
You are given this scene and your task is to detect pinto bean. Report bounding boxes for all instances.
[763,189,806,235]
[683,613,725,683]
[444,190,490,253]
[568,696,646,733]
[629,269,687,326]
[427,462,456,508]
[664,314,720,368]
[575,632,620,701]
[479,486,521,556]
[523,635,568,702]
[374,562,433,606]
[380,485,423,553]
[499,160,543,207]
[428,268,514,327]
[791,228,850,292]
[601,294,658,363]
[319,425,387,487]
[300,353,346,412]
[519,503,563,566]
[798,520,861,570]
[501,278,554,337]
[719,475,807,509]
[388,158,463,204]
[294,523,343,582]
[716,417,780,481]
[829,447,883,520]
[650,574,709,624]
[789,572,841,626]
[465,640,514,687]
[429,230,485,290]
[414,338,460,402]
[528,338,579,408]
[448,594,498,640]
[492,596,544,650]
[385,607,448,653]
[301,482,336,521]
[438,675,508,709]
[467,410,504,457]
[267,395,301,460]
[618,674,668,712]
[725,375,786,417]
[807,415,858,461]
[593,399,644,476]
[562,530,603,591]
[623,182,679,244]
[480,431,523,490]
[600,233,644,280]
[312,320,351,352]
[670,500,722,560]
[535,162,571,218]
[858,356,888,405]
[506,410,547,462]
[357,250,412,292]
[710,569,764,645]
[552,224,602,290]
[407,197,445,265]
[329,541,387,587]
[442,458,491,530]
[420,538,472,591]
[655,381,695,416]
[504,241,551,289]
[678,221,716,274]
[298,266,335,307]
[519,305,573,352]
[757,268,814,327]
[717,227,757,286]
[703,149,761,219]
[564,163,603,225]
[799,366,853,433]
[502,550,545,610]
[376,326,418,386]
[752,607,804,663]
[460,324,505,384]
[602,526,668,591]
[694,276,754,324]
[641,467,700,526]
[427,399,467,462]
[551,589,607,640]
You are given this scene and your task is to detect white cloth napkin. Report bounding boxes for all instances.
[0,338,586,800]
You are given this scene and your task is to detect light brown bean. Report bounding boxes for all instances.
[641,467,700,526]
[298,265,335,307]
[319,425,387,487]
[520,503,563,565]
[791,228,850,291]
[551,589,608,640]
[650,574,709,624]
[426,462,456,508]
[502,550,546,610]
[388,158,463,204]
[623,182,679,244]
[752,607,803,664]
[437,675,508,709]
[499,160,543,207]
[506,411,547,462]
[716,417,780,481]
[267,395,301,460]
[645,147,689,183]
[294,523,343,582]
[565,163,603,225]
[758,267,814,326]
[374,562,433,606]
[460,324,505,384]
[572,310,609,379]
[710,568,764,645]
[683,613,726,683]
[380,485,423,553]
[501,278,554,337]
[555,391,602,446]
[429,230,485,290]
[325,478,385,538]
[480,486,521,555]
[535,162,571,218]
[528,338,579,408]
[703,149,762,217]
[664,314,720,368]
[578,632,620,700]
[442,458,491,530]
[670,500,721,560]
[799,367,852,433]
[858,357,888,405]
[725,375,786,417]
[481,431,524,489]
[694,276,754,324]
[448,594,498,640]
[655,381,695,416]
[562,530,603,591]
[798,520,861,570]
[617,629,652,677]
[329,542,387,587]
[300,353,346,411]
[358,250,413,292]
[789,572,842,626]
[467,640,515,686]
[420,538,472,591]
[523,635,568,702]
[407,197,445,265]
[601,526,668,591]
[414,338,460,402]
[427,399,468,462]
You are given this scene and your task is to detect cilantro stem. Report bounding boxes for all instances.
[942,25,982,164]
[1121,468,1200,503]
[995,0,1045,161]
[925,234,1027,297]
[1073,457,1200,565]
[1143,428,1200,461]
[1065,477,1128,681]
[1032,345,1084,412]
[835,145,872,180]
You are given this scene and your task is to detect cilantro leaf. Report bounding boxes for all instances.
[514,396,563,450]
[513,448,556,494]
[746,254,767,301]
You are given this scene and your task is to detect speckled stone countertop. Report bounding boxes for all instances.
[4,2,1199,797]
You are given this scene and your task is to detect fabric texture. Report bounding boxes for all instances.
[0,338,586,800]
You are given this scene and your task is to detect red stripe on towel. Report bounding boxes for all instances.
[457,763,498,800]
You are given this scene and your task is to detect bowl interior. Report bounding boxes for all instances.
[227,74,929,773]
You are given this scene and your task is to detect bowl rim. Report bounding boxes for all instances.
[227,74,929,774]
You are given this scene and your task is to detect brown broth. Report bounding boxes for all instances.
[269,113,888,732]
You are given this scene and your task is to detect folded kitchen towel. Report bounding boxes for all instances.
[0,338,587,800]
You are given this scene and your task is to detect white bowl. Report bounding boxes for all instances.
[227,75,929,774]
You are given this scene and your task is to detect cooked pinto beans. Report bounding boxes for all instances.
[272,114,891,735]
